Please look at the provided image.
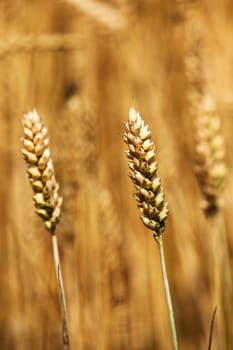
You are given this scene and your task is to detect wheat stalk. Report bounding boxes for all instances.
[124,106,178,350]
[185,13,233,347]
[184,13,227,213]
[21,110,70,350]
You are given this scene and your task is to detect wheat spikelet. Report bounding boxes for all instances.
[124,106,168,239]
[21,110,62,233]
[195,95,227,213]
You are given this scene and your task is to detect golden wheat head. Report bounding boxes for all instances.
[124,107,168,239]
[21,110,62,233]
[195,95,227,213]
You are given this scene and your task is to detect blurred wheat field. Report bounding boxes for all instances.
[1,0,233,349]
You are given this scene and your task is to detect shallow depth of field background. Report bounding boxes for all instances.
[1,0,233,349]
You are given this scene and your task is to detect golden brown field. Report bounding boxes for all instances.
[1,0,233,349]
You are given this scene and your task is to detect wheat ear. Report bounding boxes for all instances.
[185,15,233,346]
[195,95,227,214]
[196,95,233,345]
[21,110,70,350]
[124,107,178,350]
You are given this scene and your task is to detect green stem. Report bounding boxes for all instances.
[52,233,70,350]
[154,235,178,350]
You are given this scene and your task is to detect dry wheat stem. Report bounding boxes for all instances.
[156,236,178,350]
[210,212,233,348]
[124,107,178,350]
[21,110,70,349]
[208,306,217,350]
[52,233,70,350]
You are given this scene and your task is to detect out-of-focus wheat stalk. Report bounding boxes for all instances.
[185,12,233,348]
[21,110,70,350]
[124,107,178,350]
[97,185,129,346]
[0,33,82,57]
[184,11,227,214]
[63,0,127,32]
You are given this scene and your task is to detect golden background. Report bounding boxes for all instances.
[1,0,233,349]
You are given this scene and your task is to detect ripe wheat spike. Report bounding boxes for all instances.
[124,106,178,350]
[21,110,62,233]
[195,95,227,214]
[124,106,168,239]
